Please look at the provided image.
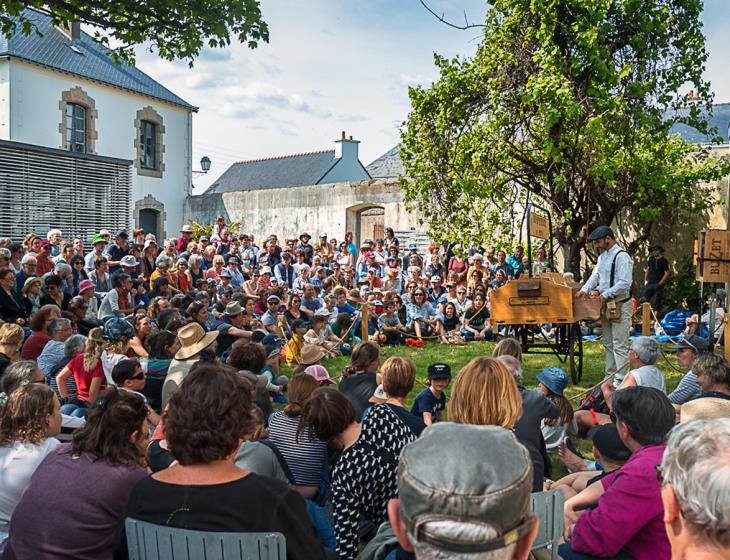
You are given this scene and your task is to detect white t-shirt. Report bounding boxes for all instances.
[626,364,666,393]
[101,351,125,386]
[0,438,60,549]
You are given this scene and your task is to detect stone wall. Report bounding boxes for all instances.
[184,178,428,247]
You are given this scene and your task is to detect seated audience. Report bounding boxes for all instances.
[561,386,676,560]
[659,418,730,560]
[688,351,730,401]
[537,366,577,452]
[3,387,148,559]
[115,364,325,560]
[667,335,708,411]
[299,387,415,559]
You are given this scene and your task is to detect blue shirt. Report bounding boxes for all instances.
[506,255,524,278]
[410,387,446,422]
[336,302,356,315]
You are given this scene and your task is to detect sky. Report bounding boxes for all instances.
[132,0,730,194]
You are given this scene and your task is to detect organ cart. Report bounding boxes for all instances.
[490,203,597,384]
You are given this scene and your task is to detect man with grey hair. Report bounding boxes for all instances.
[659,418,730,559]
[36,317,73,381]
[46,228,62,257]
[44,262,74,296]
[387,423,538,559]
[14,254,37,293]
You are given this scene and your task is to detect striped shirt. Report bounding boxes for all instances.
[268,410,327,487]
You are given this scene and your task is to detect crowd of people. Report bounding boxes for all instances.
[0,221,727,560]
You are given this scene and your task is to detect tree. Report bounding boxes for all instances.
[0,0,268,64]
[400,0,730,276]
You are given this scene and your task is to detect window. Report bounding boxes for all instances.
[65,103,86,153]
[140,120,157,169]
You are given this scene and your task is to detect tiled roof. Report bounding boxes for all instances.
[0,9,196,111]
[205,150,339,193]
[669,102,730,143]
[366,145,404,179]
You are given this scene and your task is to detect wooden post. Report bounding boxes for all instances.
[724,316,730,361]
[361,305,369,342]
[642,302,651,336]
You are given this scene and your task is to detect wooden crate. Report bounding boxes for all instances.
[491,277,579,325]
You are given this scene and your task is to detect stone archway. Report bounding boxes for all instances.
[346,204,385,247]
[134,195,166,240]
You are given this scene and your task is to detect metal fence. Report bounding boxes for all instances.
[0,140,132,243]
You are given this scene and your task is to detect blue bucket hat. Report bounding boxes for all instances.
[536,366,569,396]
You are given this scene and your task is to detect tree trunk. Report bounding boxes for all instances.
[559,240,585,280]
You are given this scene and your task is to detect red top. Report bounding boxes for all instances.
[67,353,106,402]
[20,331,50,360]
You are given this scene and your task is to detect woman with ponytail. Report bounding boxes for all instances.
[55,326,106,415]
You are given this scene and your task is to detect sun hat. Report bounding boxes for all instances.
[304,364,334,385]
[174,322,219,360]
[319,232,327,238]
[587,423,631,463]
[120,255,139,268]
[219,269,232,278]
[99,229,111,237]
[224,301,243,316]
[266,294,280,303]
[368,384,388,404]
[680,397,730,422]
[180,224,193,234]
[300,344,325,365]
[431,275,442,283]
[227,256,240,265]
[21,276,42,295]
[314,307,331,318]
[299,233,311,241]
[91,234,108,245]
[397,423,533,553]
[78,279,95,294]
[260,266,272,275]
[536,366,569,397]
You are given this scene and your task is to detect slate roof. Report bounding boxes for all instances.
[366,145,404,179]
[0,9,196,111]
[669,103,730,144]
[205,150,340,193]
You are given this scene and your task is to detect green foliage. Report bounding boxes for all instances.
[189,220,239,241]
[401,0,730,268]
[1,0,268,64]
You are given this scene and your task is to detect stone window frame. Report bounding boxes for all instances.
[134,106,165,178]
[58,86,98,155]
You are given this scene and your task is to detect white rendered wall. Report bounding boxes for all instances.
[6,60,192,237]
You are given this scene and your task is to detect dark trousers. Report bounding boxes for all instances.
[639,282,664,310]
[558,544,634,560]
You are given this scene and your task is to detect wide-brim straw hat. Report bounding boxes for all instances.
[22,276,42,295]
[175,322,219,360]
[300,344,325,365]
[680,397,730,423]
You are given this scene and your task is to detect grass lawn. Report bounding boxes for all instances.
[283,338,686,479]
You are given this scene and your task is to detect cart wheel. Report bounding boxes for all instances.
[569,323,583,384]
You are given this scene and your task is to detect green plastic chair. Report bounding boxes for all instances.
[125,518,286,560]
[530,489,564,560]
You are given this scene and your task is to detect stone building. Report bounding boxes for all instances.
[185,134,429,247]
[0,9,196,241]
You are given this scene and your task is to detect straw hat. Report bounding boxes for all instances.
[22,276,42,295]
[300,344,325,365]
[680,397,730,423]
[175,323,219,360]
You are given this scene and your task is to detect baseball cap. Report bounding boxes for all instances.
[670,334,709,353]
[587,423,631,463]
[398,423,533,553]
[114,229,129,240]
[219,269,232,278]
[408,242,417,250]
[304,364,334,385]
[266,295,280,303]
[261,334,285,358]
[428,363,451,381]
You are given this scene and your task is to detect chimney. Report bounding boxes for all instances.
[58,21,81,40]
[335,131,360,162]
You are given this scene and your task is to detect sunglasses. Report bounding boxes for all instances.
[130,371,145,381]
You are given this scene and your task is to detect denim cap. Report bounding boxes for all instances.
[398,423,533,553]
[536,366,569,397]
[670,333,709,353]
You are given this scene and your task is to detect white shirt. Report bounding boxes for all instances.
[0,438,60,549]
[101,351,124,386]
[581,243,633,300]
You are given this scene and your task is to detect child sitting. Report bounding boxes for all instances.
[378,300,404,345]
[537,366,577,452]
[284,319,308,365]
[410,363,451,426]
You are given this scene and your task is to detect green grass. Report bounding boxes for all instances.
[284,339,686,479]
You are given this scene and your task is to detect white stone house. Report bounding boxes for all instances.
[0,9,196,242]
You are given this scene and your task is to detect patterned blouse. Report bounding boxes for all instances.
[331,404,416,559]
